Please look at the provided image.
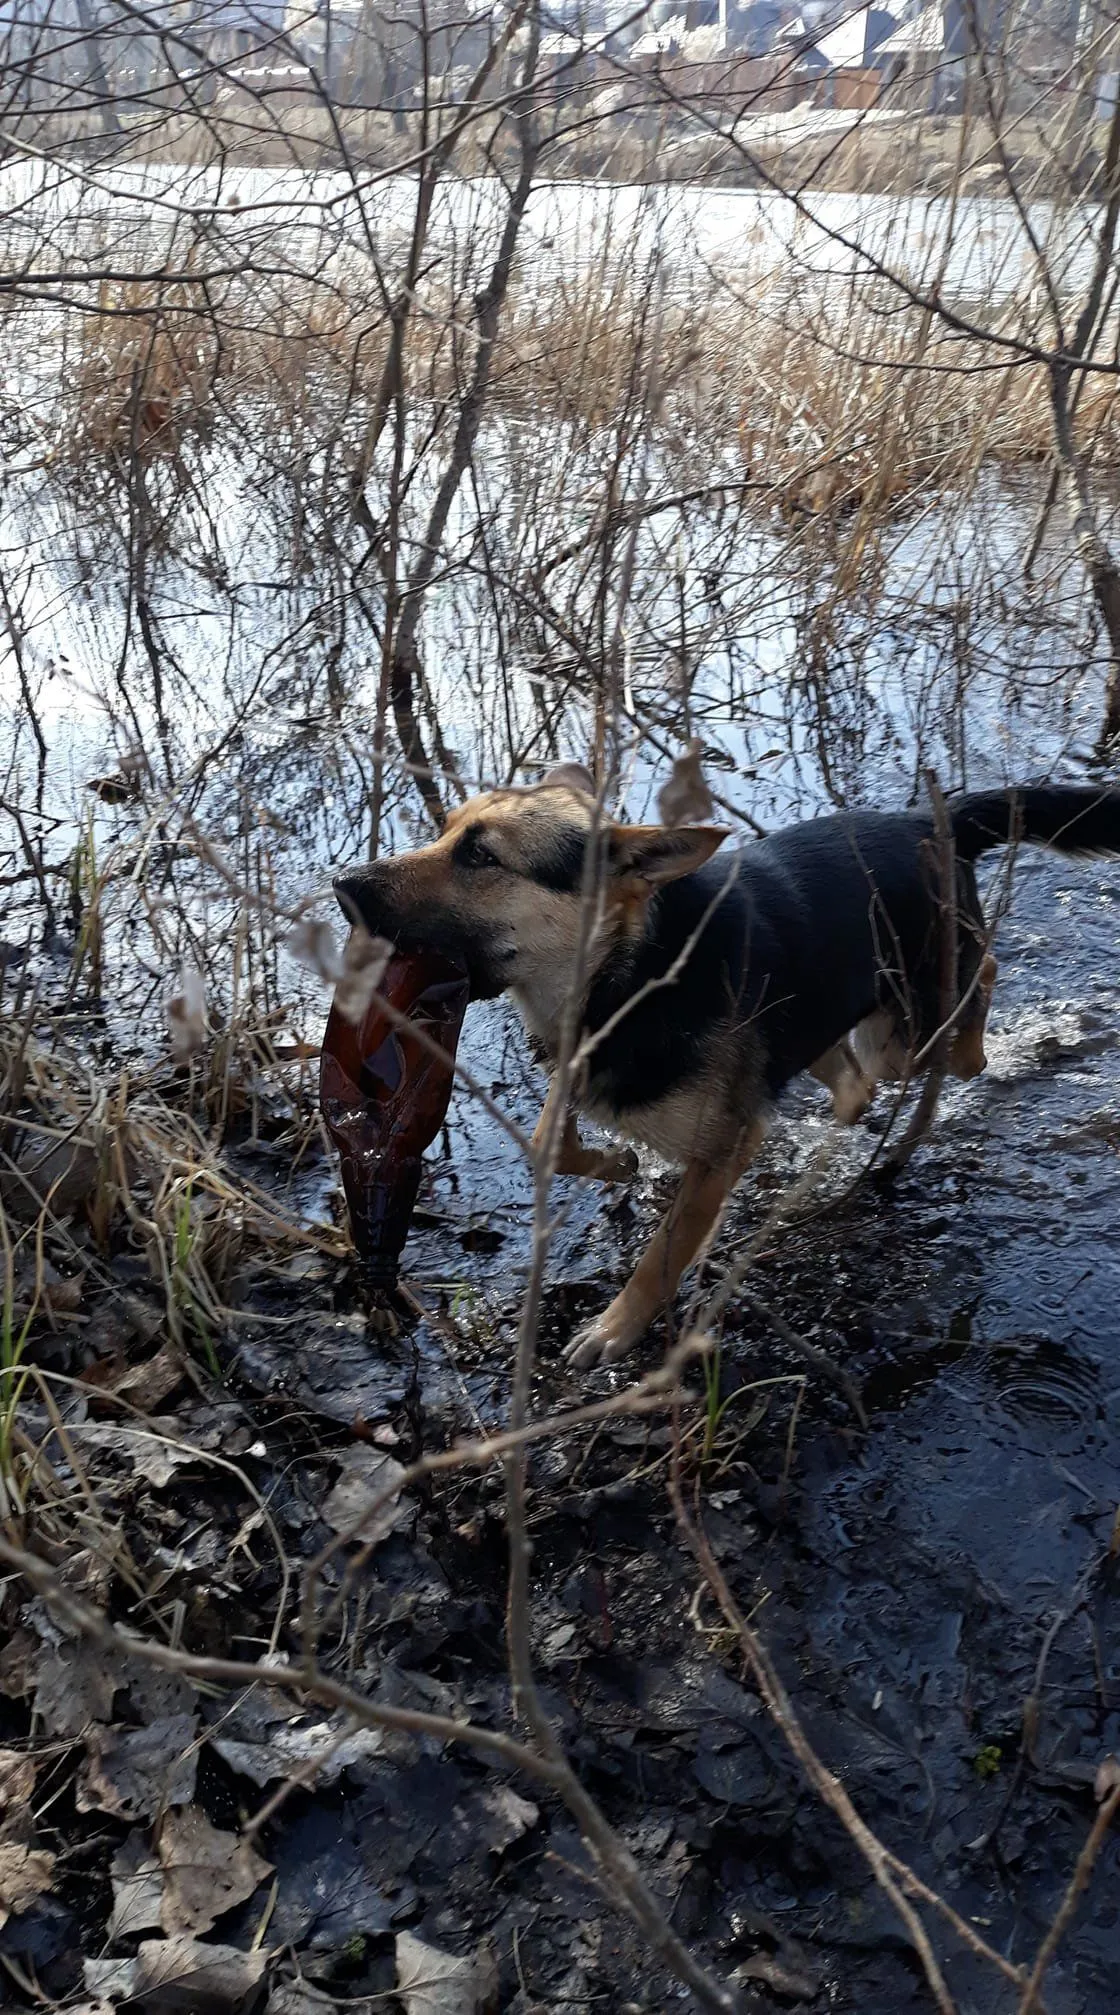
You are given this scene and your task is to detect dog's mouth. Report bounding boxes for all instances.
[333,866,510,1000]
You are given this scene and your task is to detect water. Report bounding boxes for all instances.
[0,155,1104,308]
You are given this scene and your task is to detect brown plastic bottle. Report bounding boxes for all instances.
[319,948,470,1291]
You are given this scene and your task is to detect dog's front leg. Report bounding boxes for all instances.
[531,1095,638,1184]
[564,1124,764,1370]
[809,1040,876,1124]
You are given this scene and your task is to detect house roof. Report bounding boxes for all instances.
[877,6,943,55]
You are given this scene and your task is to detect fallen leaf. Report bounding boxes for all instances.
[0,1840,55,1928]
[734,1950,821,1999]
[114,1340,187,1411]
[333,928,392,1023]
[285,916,342,984]
[266,1797,411,1951]
[79,1714,198,1819]
[158,1805,272,1934]
[109,1829,164,1940]
[84,1955,139,2000]
[323,1447,413,1544]
[395,1930,497,2015]
[0,1627,37,1701]
[34,1644,119,1736]
[208,1688,382,1787]
[478,1784,539,1856]
[69,1418,199,1488]
[133,1934,266,2007]
[0,1748,36,1828]
[266,1985,344,2015]
[657,738,716,827]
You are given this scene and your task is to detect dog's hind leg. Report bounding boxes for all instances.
[564,1120,765,1370]
[810,1040,876,1124]
[531,1097,639,1183]
[948,952,998,1081]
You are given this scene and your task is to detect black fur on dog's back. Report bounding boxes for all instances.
[582,785,1120,1121]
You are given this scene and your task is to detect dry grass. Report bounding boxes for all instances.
[51,257,1120,524]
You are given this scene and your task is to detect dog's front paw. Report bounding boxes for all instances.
[563,1300,646,1370]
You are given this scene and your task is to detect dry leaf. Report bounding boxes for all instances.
[287,918,391,1027]
[286,916,343,983]
[0,1628,37,1701]
[207,1690,382,1788]
[322,1447,413,1543]
[478,1784,539,1856]
[79,1713,198,1819]
[734,1950,820,1999]
[0,1748,36,1830]
[133,1934,266,2006]
[167,966,207,1064]
[109,1829,165,1940]
[0,1840,55,1928]
[266,1985,343,2015]
[657,738,716,828]
[34,1643,119,1736]
[84,1955,139,2001]
[395,1931,497,2015]
[70,1418,199,1487]
[113,1340,187,1411]
[158,1805,272,1935]
[332,927,391,1024]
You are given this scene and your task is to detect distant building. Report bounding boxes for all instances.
[812,3,896,68]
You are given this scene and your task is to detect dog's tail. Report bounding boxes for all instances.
[950,784,1120,864]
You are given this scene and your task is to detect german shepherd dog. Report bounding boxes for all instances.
[335,771,1120,1369]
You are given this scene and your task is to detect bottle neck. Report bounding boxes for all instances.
[359,1250,401,1291]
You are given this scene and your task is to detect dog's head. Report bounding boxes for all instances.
[334,765,728,1003]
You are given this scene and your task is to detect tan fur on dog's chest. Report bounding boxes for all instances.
[580,1068,752,1169]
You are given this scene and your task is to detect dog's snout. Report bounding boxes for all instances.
[333,865,388,933]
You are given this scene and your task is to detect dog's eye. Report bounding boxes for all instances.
[458,834,500,871]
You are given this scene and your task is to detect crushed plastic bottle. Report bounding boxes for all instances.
[319,946,470,1292]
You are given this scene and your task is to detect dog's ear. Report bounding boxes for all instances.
[611,824,731,887]
[539,762,595,798]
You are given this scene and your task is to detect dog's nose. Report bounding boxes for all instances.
[333,865,386,932]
